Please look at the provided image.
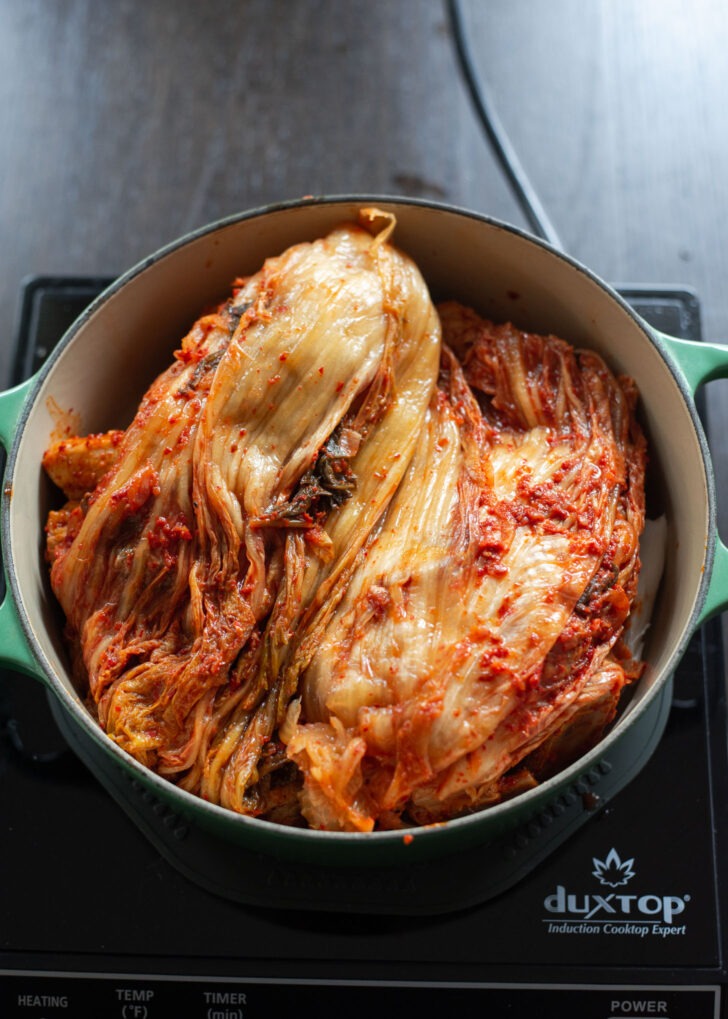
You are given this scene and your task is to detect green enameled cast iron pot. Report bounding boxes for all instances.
[2,196,728,868]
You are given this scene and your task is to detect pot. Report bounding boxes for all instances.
[2,196,727,870]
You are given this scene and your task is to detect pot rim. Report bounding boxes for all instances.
[0,194,717,853]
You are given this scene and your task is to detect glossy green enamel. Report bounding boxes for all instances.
[0,377,34,448]
[0,376,46,682]
[657,330,728,623]
[698,538,728,626]
[659,333,728,392]
[0,577,44,680]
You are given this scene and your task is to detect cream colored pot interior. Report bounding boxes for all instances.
[8,200,709,744]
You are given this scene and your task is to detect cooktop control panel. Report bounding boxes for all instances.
[0,973,721,1018]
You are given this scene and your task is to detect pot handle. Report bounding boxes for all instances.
[658,331,728,625]
[0,376,48,682]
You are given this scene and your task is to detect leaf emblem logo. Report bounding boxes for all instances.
[592,848,636,888]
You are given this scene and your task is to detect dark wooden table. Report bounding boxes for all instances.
[2,0,728,521]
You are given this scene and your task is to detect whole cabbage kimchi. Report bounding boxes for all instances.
[44,211,647,832]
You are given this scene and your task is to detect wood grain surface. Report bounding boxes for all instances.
[2,0,728,520]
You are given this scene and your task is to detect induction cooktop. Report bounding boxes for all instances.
[0,278,725,1018]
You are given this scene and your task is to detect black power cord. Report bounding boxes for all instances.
[446,0,564,251]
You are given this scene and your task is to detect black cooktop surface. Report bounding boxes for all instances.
[0,279,726,1018]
